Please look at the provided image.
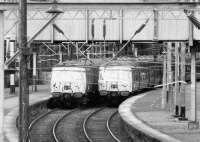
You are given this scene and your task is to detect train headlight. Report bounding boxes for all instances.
[74,84,80,91]
[99,83,105,89]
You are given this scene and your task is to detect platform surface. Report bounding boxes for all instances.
[132,83,200,142]
[4,85,51,142]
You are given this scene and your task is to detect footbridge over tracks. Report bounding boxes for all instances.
[1,0,200,42]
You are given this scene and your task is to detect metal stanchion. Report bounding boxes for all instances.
[0,10,4,142]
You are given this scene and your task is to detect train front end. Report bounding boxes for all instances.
[98,66,132,97]
[51,66,87,99]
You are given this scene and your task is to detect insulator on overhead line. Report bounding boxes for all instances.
[91,19,95,40]
[103,19,106,39]
[135,18,150,34]
[184,9,200,29]
[53,24,64,35]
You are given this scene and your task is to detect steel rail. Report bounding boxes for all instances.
[83,107,105,142]
[53,109,77,142]
[106,110,121,142]
[28,109,56,142]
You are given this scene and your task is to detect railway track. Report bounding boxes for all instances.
[83,107,120,142]
[53,109,77,142]
[54,108,94,142]
[107,110,121,142]
[29,109,71,142]
[108,110,132,142]
[29,107,126,142]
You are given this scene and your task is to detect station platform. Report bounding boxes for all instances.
[119,83,200,142]
[4,85,51,142]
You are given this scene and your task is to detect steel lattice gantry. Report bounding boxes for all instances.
[1,1,200,42]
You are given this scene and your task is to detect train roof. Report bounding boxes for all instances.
[54,56,162,68]
[100,56,161,67]
[53,58,109,68]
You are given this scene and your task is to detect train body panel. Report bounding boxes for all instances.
[149,69,156,87]
[98,61,163,97]
[137,68,149,89]
[51,65,99,98]
[154,69,162,85]
[51,67,87,96]
[98,66,132,96]
[132,69,140,91]
[85,67,99,93]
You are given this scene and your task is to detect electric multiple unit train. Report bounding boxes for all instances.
[48,58,163,107]
[98,60,162,99]
[49,60,99,107]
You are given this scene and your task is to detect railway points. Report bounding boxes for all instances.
[119,82,200,142]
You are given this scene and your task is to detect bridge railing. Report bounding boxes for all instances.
[0,0,52,3]
[0,0,18,2]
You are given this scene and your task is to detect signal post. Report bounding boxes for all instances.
[33,52,37,92]
[161,43,167,109]
[174,42,180,116]
[188,42,199,128]
[187,8,199,128]
[167,42,173,112]
[10,41,15,94]
[179,42,187,120]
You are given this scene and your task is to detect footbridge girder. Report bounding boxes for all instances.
[1,1,200,42]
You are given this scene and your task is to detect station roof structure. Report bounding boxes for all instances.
[48,0,198,3]
[0,0,200,3]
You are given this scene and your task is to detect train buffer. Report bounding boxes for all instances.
[119,82,200,142]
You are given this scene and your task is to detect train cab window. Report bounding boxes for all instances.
[141,72,146,80]
[99,72,104,80]
[186,66,190,72]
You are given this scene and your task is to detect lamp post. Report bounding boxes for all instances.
[184,9,199,128]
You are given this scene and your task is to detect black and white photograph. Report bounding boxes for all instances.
[1,0,200,142]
